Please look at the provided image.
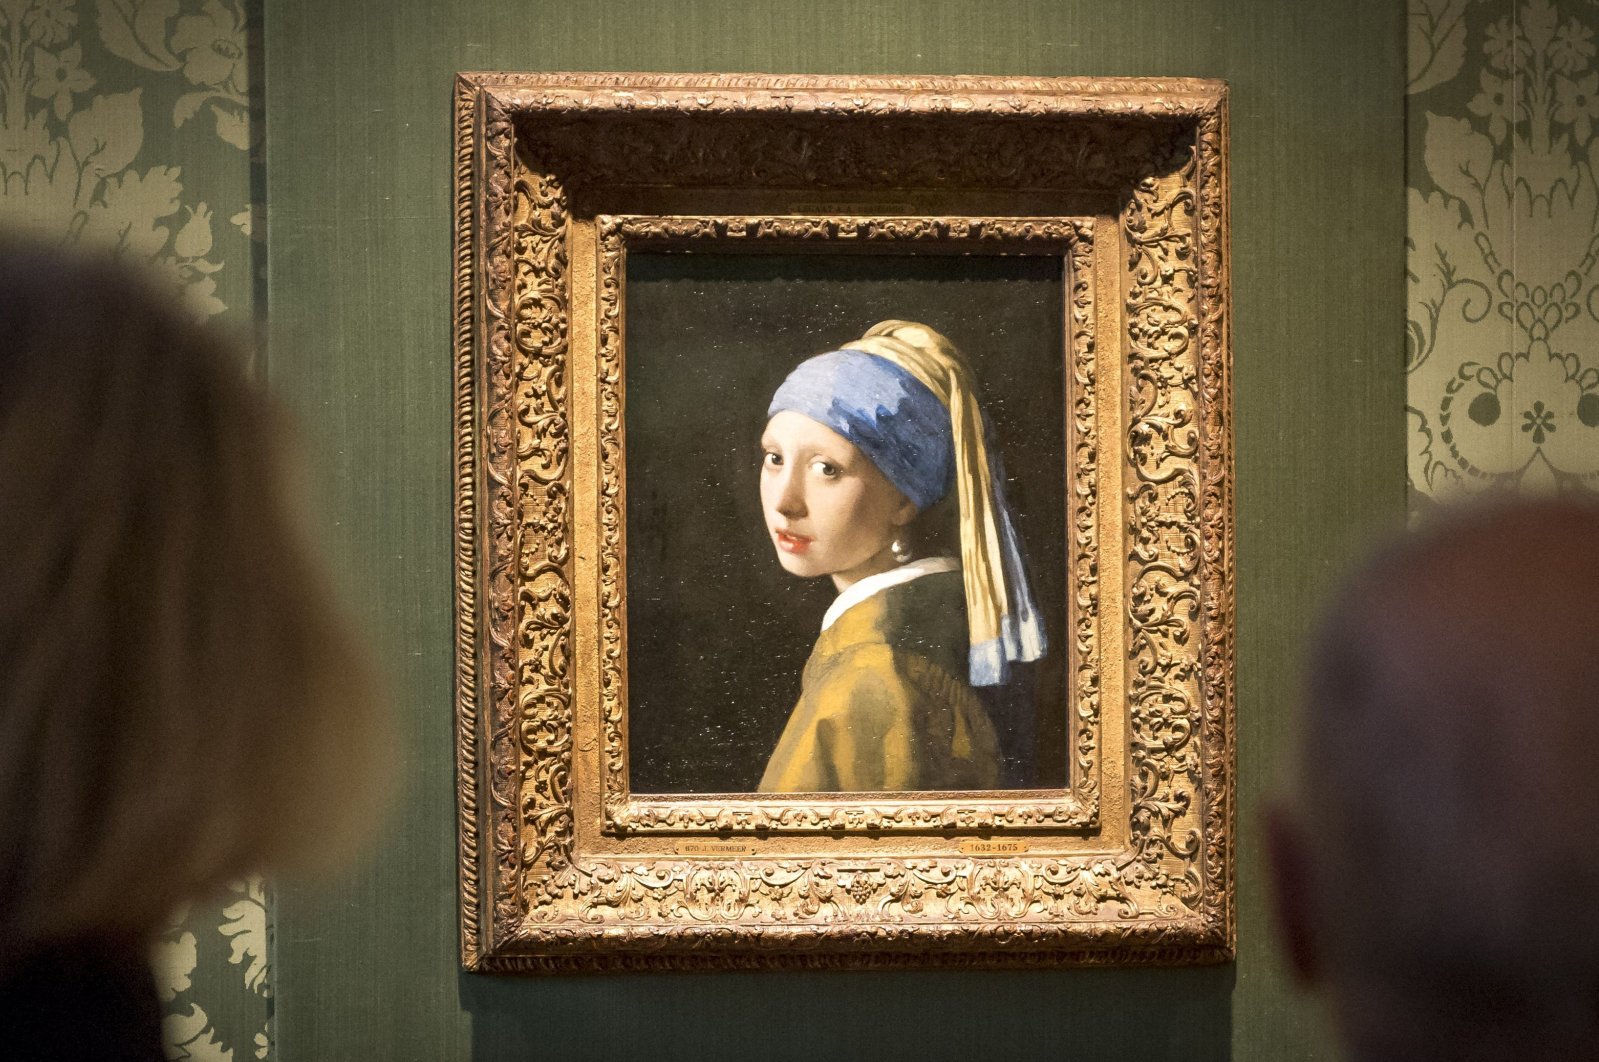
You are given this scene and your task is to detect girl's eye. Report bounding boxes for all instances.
[813,461,839,478]
[762,451,782,468]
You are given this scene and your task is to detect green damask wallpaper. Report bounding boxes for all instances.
[0,0,259,318]
[0,2,269,1059]
[1409,0,1599,497]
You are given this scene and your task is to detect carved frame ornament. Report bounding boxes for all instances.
[454,72,1233,972]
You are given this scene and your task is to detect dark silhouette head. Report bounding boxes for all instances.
[1270,497,1599,1061]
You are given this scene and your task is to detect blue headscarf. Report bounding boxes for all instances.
[766,331,1046,687]
[767,350,953,511]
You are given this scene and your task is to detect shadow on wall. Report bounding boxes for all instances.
[459,964,1236,1061]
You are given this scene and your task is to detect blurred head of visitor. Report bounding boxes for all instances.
[1269,497,1599,1062]
[0,241,389,1047]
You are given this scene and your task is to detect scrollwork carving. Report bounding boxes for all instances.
[508,161,577,917]
[521,852,1201,939]
[594,214,1100,836]
[455,73,1233,970]
[1067,222,1103,813]
[1123,134,1209,911]
[606,796,1091,834]
[595,211,627,804]
[599,214,1090,246]
[1192,103,1235,946]
[476,91,527,946]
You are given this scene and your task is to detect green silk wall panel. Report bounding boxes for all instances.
[264,1,1404,1058]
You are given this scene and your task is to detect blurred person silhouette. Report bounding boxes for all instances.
[0,242,389,1059]
[1268,498,1599,1062]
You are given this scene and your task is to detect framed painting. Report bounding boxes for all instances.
[453,72,1234,971]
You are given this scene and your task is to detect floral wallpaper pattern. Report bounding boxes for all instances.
[0,1,268,1058]
[1409,0,1599,499]
[0,0,258,317]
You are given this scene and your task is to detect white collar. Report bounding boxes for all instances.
[821,556,959,632]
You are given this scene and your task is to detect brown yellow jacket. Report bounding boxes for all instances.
[758,570,1000,792]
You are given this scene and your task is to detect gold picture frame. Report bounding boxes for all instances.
[453,72,1234,972]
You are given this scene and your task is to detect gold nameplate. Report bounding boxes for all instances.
[675,842,758,858]
[959,840,1032,857]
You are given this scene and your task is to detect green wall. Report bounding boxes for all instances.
[265,1,1404,1057]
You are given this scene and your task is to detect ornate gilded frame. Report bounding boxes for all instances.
[454,72,1233,972]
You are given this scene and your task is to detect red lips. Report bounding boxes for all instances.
[774,530,812,554]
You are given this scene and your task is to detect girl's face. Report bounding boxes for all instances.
[760,411,916,591]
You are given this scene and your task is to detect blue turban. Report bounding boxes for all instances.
[767,322,1048,690]
[766,350,953,511]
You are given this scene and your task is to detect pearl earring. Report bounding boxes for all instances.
[891,538,912,564]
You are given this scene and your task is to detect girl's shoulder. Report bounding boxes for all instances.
[817,570,968,666]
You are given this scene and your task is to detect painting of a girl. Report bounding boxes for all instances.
[756,320,1046,793]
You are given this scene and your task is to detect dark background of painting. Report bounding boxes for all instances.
[625,251,1069,794]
